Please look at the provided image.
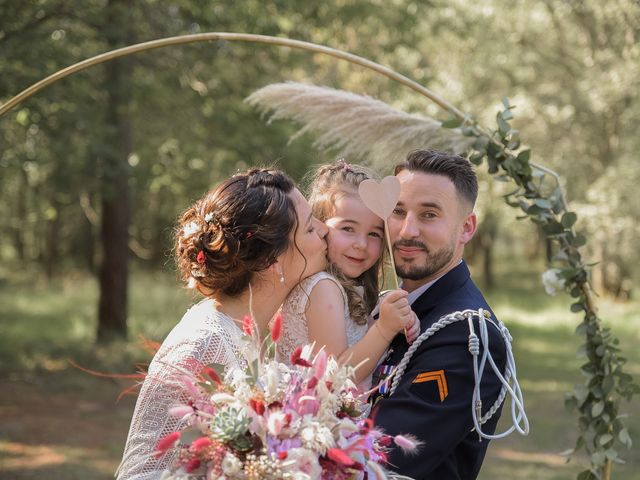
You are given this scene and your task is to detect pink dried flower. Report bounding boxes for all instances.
[190,437,212,453]
[291,346,313,367]
[394,434,421,453]
[249,398,265,415]
[185,457,201,472]
[327,447,356,467]
[314,350,327,378]
[242,315,254,337]
[377,435,392,447]
[306,376,318,389]
[270,312,283,342]
[154,431,181,458]
[169,405,194,419]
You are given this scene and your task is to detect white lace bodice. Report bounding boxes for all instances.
[277,271,368,364]
[116,299,247,480]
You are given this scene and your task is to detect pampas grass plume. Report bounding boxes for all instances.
[246,82,474,168]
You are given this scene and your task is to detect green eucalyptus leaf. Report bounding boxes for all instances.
[508,131,521,150]
[573,233,587,247]
[571,302,585,313]
[598,434,613,446]
[604,448,618,460]
[497,113,511,135]
[501,109,514,120]
[573,384,589,404]
[543,221,564,234]
[589,385,603,398]
[591,401,605,417]
[469,151,485,165]
[591,450,606,466]
[602,375,614,395]
[442,115,463,128]
[473,136,489,151]
[533,198,552,209]
[618,428,632,447]
[562,212,578,228]
[517,149,531,162]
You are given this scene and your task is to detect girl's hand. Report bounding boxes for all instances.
[377,289,413,341]
[404,312,420,344]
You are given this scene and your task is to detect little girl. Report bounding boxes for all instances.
[277,160,419,384]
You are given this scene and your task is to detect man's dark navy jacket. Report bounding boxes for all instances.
[371,261,506,480]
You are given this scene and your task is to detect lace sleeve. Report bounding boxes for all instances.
[116,301,245,480]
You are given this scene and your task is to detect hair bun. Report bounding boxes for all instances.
[175,169,297,296]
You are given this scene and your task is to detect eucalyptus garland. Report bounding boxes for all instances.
[445,98,639,480]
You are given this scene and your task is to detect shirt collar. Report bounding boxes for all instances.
[371,260,463,319]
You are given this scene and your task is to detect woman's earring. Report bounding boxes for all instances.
[280,271,285,284]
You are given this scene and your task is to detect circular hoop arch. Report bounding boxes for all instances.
[0,32,559,185]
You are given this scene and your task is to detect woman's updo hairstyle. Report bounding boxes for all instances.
[176,168,297,296]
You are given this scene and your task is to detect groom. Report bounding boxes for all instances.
[371,149,506,479]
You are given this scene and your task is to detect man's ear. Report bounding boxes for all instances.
[460,211,477,245]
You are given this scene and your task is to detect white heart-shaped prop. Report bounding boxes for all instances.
[358,175,401,289]
[358,176,401,219]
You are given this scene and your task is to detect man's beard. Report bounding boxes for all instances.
[393,240,455,281]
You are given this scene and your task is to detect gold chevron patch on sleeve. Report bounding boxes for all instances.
[412,369,448,402]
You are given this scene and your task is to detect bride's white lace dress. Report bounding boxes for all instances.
[277,271,368,364]
[116,299,246,480]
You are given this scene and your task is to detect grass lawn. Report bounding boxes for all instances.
[0,268,638,479]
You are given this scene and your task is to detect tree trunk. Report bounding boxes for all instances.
[13,166,28,261]
[97,0,133,342]
[44,198,60,280]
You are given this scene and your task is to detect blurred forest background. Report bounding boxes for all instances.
[0,0,638,479]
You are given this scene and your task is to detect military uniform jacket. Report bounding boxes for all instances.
[371,261,506,480]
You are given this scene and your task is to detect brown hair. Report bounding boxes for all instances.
[306,160,382,325]
[395,149,479,208]
[175,168,297,296]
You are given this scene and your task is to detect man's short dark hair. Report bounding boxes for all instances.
[394,149,478,208]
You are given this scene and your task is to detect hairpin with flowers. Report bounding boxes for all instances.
[337,158,354,172]
[186,212,220,281]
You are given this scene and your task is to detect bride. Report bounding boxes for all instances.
[116,168,328,480]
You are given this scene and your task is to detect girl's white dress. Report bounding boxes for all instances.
[117,299,247,480]
[277,271,368,364]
